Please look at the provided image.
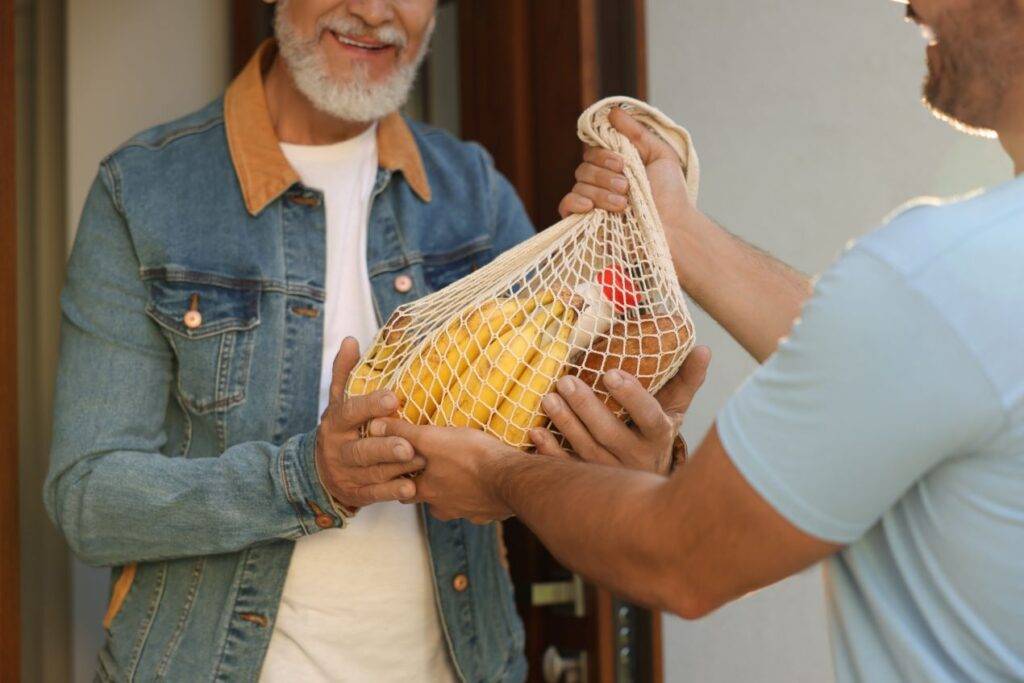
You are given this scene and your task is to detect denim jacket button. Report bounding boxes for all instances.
[393,274,413,293]
[183,292,202,329]
[183,310,202,329]
[452,573,469,592]
[315,513,334,529]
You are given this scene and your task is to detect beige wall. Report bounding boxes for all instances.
[647,1,1008,681]
[65,2,230,680]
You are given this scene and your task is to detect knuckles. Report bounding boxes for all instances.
[319,432,352,459]
[337,400,362,426]
[367,462,396,482]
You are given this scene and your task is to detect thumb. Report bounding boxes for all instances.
[656,345,711,417]
[368,416,426,451]
[609,108,677,167]
[328,337,362,406]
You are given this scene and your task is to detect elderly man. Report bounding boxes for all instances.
[378,0,1024,681]
[45,1,539,680]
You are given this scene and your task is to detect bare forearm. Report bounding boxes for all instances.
[491,456,696,615]
[485,429,838,620]
[667,211,812,363]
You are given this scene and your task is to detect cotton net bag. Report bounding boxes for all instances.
[348,96,700,450]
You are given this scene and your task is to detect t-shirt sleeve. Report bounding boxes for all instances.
[717,248,1004,543]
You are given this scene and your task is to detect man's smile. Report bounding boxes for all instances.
[330,32,392,51]
[328,31,398,59]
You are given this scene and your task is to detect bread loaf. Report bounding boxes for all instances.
[572,314,690,414]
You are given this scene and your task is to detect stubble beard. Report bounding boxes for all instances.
[922,0,1024,138]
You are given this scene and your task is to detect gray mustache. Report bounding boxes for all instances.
[317,17,408,49]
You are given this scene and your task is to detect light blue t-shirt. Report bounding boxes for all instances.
[718,176,1024,682]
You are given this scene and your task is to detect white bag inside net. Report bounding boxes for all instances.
[347,97,700,450]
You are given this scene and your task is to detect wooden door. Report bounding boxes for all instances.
[458,2,659,681]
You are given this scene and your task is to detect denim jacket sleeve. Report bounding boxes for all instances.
[480,144,536,253]
[43,168,339,568]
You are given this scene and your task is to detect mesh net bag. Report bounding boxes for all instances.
[347,97,700,449]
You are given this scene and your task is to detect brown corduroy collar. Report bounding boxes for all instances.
[223,39,432,216]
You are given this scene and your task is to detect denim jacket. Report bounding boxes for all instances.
[45,42,533,682]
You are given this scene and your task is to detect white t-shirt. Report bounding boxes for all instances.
[261,126,457,683]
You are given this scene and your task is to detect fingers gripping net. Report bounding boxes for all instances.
[347,97,700,450]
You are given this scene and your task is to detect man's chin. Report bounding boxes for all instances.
[322,53,403,88]
[923,90,999,138]
[304,67,417,123]
[921,38,1006,139]
[327,72,399,92]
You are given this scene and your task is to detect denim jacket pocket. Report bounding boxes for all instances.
[420,236,492,291]
[145,274,261,414]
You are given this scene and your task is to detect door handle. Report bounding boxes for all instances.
[530,574,586,617]
[542,646,588,683]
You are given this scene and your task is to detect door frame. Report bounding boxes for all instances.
[1,0,22,677]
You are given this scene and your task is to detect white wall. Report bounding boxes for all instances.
[65,2,230,680]
[647,1,1009,682]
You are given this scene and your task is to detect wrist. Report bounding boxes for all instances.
[281,430,348,533]
[480,447,522,515]
[663,207,716,294]
[313,428,359,519]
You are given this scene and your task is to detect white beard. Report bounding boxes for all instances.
[274,6,433,123]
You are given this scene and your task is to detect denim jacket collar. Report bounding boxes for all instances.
[224,39,432,216]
